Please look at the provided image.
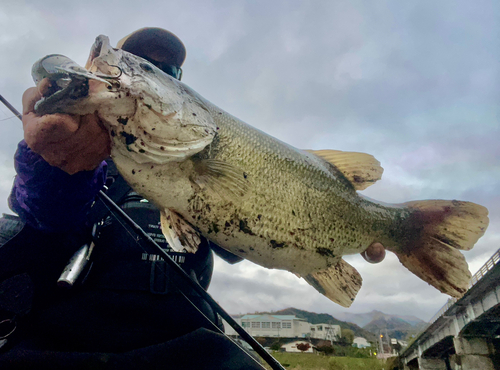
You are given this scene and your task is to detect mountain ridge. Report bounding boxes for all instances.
[242,307,428,342]
[333,310,427,328]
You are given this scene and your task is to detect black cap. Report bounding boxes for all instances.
[116,28,186,68]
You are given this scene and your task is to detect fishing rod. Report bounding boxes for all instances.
[0,95,22,120]
[0,93,285,370]
[97,191,284,369]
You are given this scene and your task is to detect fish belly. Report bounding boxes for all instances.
[112,128,380,276]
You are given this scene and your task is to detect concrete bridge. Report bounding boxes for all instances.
[400,248,500,370]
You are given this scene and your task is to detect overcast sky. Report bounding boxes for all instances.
[0,0,498,322]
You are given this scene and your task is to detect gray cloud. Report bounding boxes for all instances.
[1,0,498,323]
[209,254,451,321]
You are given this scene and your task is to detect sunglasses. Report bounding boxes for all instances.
[143,57,183,81]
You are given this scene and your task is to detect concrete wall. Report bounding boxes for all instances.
[450,337,496,370]
[310,324,341,340]
[403,337,498,370]
[417,358,447,370]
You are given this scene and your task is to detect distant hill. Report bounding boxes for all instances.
[335,310,427,340]
[334,310,426,328]
[244,308,428,342]
[256,307,377,342]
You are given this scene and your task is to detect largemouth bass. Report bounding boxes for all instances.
[32,35,489,307]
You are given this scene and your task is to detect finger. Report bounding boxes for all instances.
[44,132,110,174]
[22,78,59,116]
[65,113,111,169]
[361,242,386,264]
[38,114,80,141]
[22,87,42,115]
[38,78,55,97]
[37,113,111,174]
[24,114,80,152]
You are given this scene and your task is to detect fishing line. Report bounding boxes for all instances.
[178,291,265,369]
[0,106,11,118]
[0,95,22,120]
[0,116,18,122]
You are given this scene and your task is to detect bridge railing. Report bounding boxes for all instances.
[426,248,500,327]
[469,248,500,287]
[401,248,500,358]
[427,298,456,326]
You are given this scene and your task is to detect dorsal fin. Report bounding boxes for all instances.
[305,149,383,190]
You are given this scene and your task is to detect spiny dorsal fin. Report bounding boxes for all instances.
[306,149,383,190]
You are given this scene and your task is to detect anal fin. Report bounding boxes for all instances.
[302,259,362,307]
[160,209,201,254]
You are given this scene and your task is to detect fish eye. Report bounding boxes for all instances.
[140,63,154,72]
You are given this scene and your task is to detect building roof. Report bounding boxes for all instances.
[240,314,301,321]
[354,337,369,341]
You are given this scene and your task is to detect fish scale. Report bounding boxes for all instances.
[180,107,397,270]
[31,34,489,307]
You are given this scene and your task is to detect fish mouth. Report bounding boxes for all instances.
[32,35,116,115]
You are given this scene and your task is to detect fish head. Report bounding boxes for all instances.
[32,36,134,117]
[32,35,216,164]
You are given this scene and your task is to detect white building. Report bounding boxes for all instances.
[397,340,408,348]
[309,323,341,341]
[281,341,314,353]
[225,314,310,338]
[353,337,371,348]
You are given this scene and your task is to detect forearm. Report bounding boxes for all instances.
[9,140,107,233]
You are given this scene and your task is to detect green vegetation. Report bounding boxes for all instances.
[270,340,285,351]
[263,352,388,370]
[339,328,354,345]
[316,344,374,358]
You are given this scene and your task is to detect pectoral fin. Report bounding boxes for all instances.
[160,209,201,254]
[306,149,383,190]
[191,159,249,199]
[302,259,362,307]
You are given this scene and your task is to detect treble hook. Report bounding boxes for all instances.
[95,65,123,80]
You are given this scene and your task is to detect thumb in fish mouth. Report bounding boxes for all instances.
[361,242,386,264]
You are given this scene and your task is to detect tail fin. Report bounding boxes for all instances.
[390,200,489,298]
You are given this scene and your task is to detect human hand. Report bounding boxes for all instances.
[360,242,386,264]
[22,79,111,174]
